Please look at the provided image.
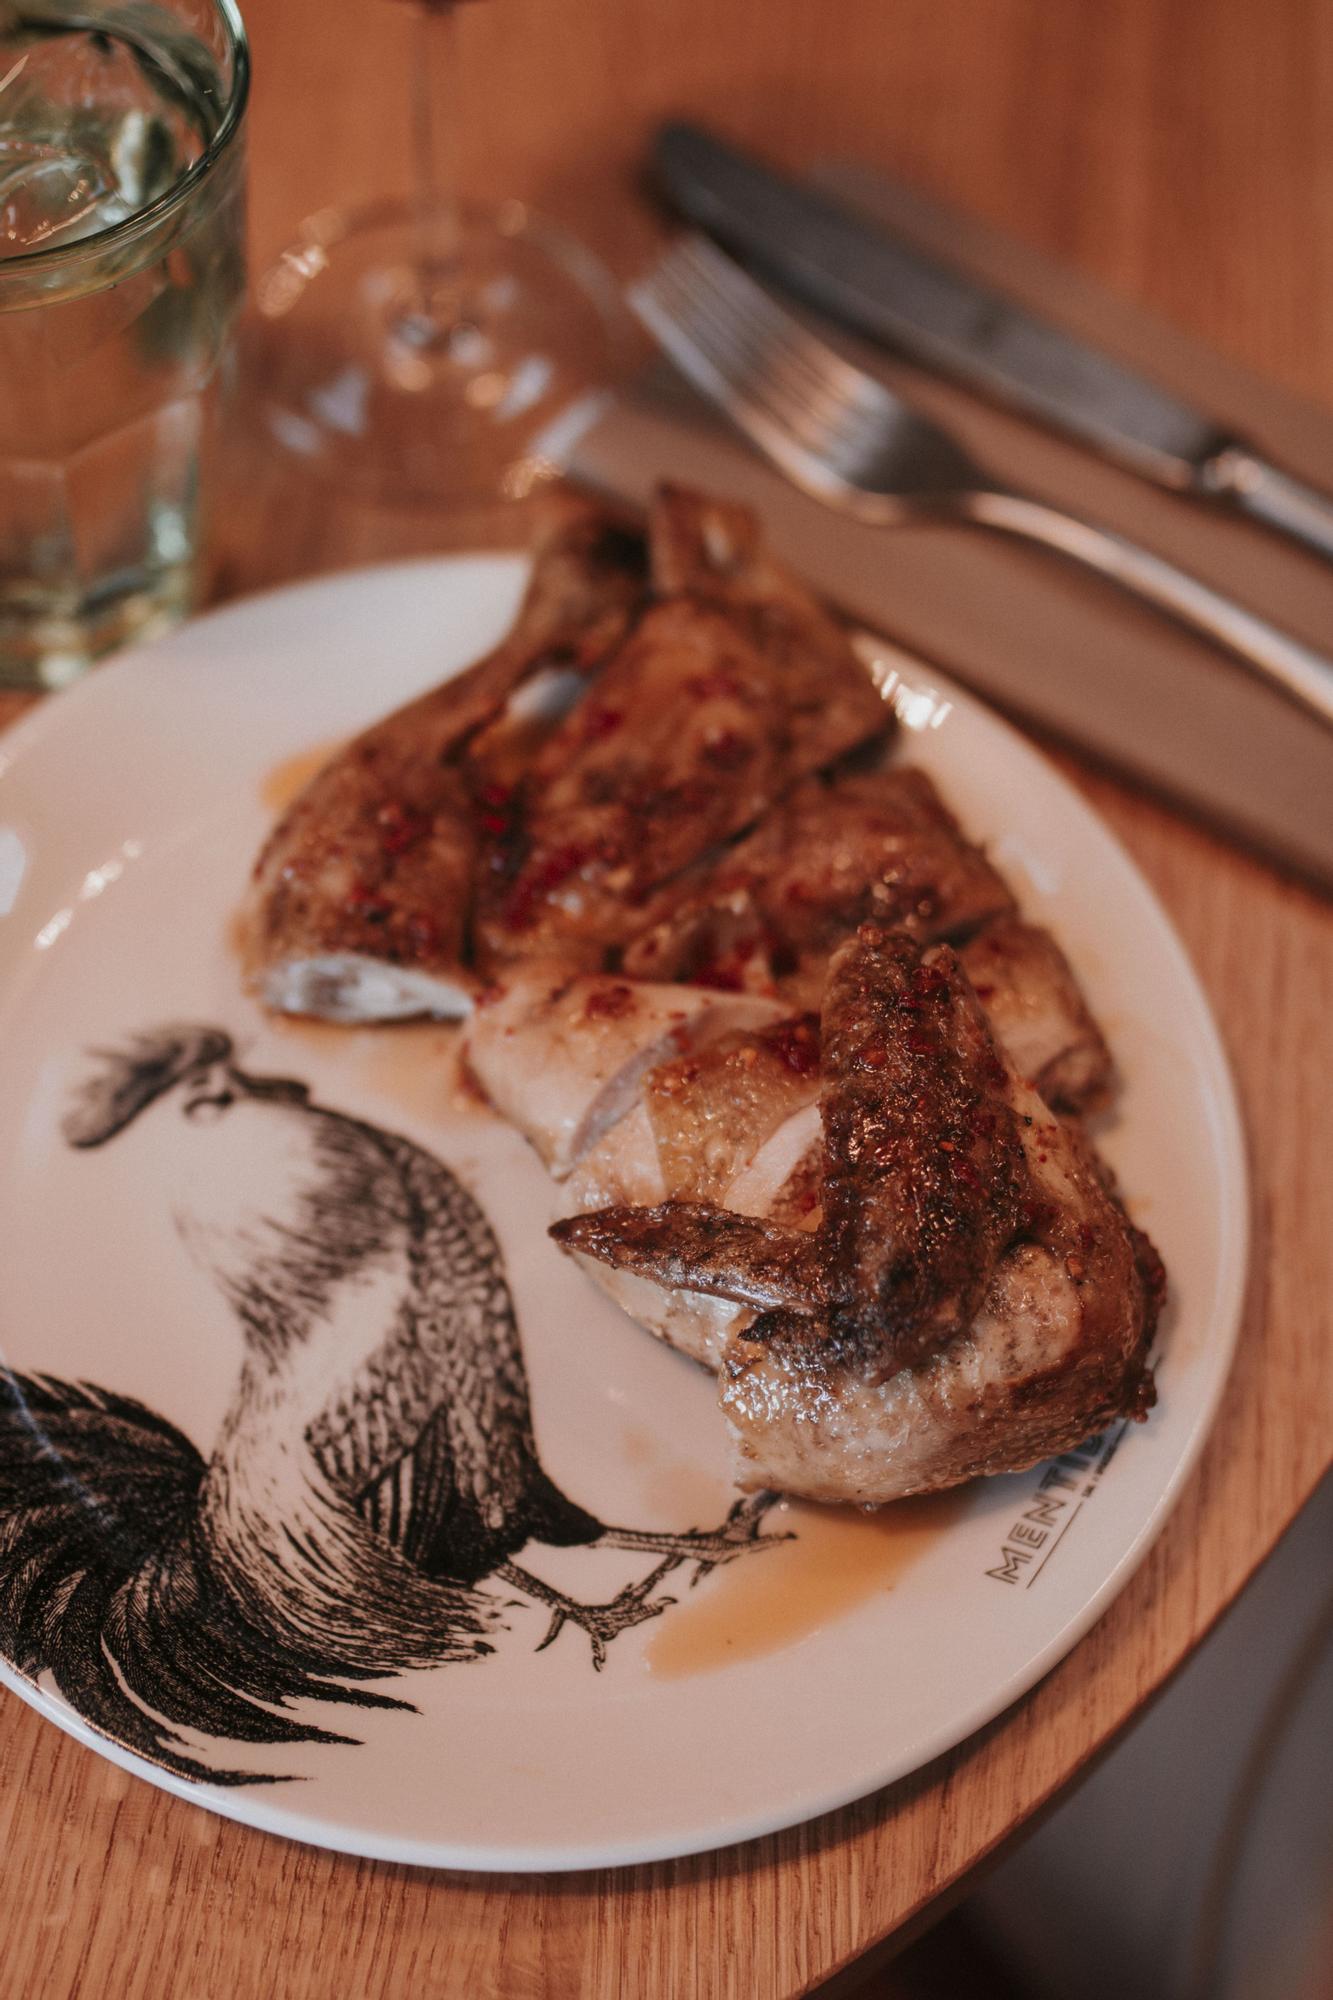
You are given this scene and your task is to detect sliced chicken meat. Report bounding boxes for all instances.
[622,766,1015,997]
[648,484,893,779]
[241,499,648,1022]
[645,1013,820,1200]
[465,964,786,1179]
[475,629,892,973]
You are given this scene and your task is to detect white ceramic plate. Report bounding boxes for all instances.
[0,559,1246,1870]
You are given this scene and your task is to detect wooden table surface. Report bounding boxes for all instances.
[2,2,1332,1994]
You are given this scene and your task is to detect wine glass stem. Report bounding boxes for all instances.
[410,0,462,316]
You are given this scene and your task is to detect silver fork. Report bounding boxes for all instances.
[631,235,1333,731]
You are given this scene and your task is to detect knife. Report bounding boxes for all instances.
[654,121,1333,565]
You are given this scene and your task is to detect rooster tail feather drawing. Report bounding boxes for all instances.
[0,1362,512,1787]
[0,1370,411,1785]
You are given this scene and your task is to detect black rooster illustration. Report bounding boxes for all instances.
[0,1026,778,1786]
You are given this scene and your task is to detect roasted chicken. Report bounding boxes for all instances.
[244,482,1164,1506]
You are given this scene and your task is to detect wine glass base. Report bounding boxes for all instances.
[255,197,628,510]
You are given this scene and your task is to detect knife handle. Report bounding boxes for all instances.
[1202,444,1333,564]
[962,490,1333,730]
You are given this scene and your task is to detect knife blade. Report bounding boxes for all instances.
[654,122,1333,564]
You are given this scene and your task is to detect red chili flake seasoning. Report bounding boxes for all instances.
[375,799,431,856]
[686,670,743,702]
[910,959,951,1004]
[582,706,624,742]
[474,780,516,838]
[501,841,599,930]
[702,729,754,771]
[344,882,393,923]
[583,983,636,1022]
[760,1015,821,1076]
[405,912,440,961]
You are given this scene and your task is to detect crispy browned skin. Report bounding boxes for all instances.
[242,502,646,1017]
[474,599,789,971]
[818,927,1029,1370]
[548,932,1031,1346]
[649,485,891,777]
[473,489,894,977]
[623,766,1015,998]
[958,916,1112,1111]
[551,1200,827,1313]
[722,1099,1161,1501]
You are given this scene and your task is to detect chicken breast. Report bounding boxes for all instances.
[464,965,787,1178]
[242,500,648,1022]
[644,1013,820,1200]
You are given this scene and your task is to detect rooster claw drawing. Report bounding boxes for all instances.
[597,1490,790,1586]
[507,1557,680,1669]
[682,1492,792,1585]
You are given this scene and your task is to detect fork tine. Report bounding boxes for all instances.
[640,238,868,446]
[670,238,891,422]
[634,268,836,493]
[633,238,894,477]
[638,256,844,459]
[665,257,874,456]
[634,240,882,475]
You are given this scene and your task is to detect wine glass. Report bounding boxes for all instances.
[254,0,627,510]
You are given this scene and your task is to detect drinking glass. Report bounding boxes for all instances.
[255,0,625,509]
[0,0,249,690]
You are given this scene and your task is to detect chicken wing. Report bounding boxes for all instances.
[819,926,1029,1370]
[548,926,1161,1504]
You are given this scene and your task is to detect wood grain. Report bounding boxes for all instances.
[2,1,1332,1993]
